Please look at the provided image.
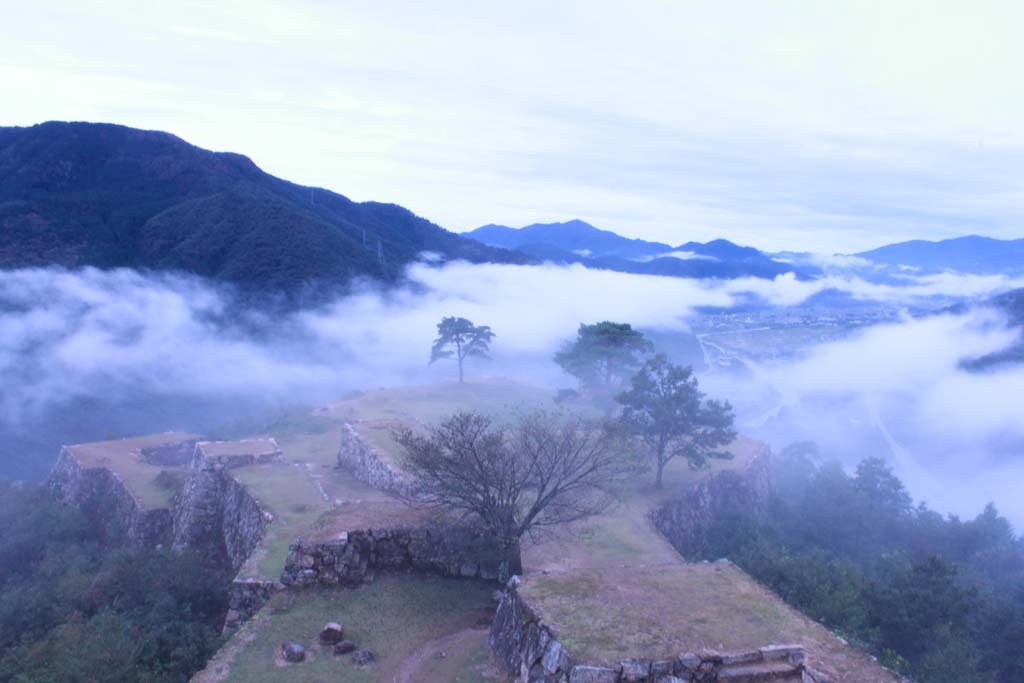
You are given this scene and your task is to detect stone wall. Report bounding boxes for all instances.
[172,449,271,577]
[223,578,277,635]
[280,524,504,587]
[336,423,413,495]
[140,439,200,466]
[195,438,283,469]
[490,577,822,683]
[48,447,173,547]
[650,446,772,561]
[48,439,276,635]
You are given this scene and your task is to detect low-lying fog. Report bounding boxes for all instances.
[2,262,1022,527]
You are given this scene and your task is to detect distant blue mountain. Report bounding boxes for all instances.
[856,235,1024,274]
[466,220,800,280]
[468,219,671,259]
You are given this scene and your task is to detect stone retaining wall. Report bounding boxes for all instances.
[650,446,772,560]
[223,578,277,635]
[48,438,279,636]
[280,524,505,587]
[490,577,825,683]
[140,439,201,466]
[47,447,173,547]
[172,449,272,577]
[336,423,413,495]
[195,438,283,469]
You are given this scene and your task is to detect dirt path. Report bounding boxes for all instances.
[393,627,482,683]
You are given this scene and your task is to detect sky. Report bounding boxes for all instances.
[3,0,1024,252]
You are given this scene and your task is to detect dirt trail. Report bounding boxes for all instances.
[393,627,481,683]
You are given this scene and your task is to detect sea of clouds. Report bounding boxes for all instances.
[1,260,1022,524]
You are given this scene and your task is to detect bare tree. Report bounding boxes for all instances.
[394,410,630,574]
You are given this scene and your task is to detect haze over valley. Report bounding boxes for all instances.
[3,4,1024,682]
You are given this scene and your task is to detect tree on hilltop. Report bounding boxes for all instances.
[430,316,495,383]
[554,322,652,403]
[616,353,736,488]
[395,410,629,575]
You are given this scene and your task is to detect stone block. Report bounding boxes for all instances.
[569,665,620,683]
[621,658,651,682]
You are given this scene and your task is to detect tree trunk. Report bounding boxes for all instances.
[456,339,464,383]
[655,458,665,489]
[497,537,523,581]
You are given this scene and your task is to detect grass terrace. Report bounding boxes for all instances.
[198,438,281,458]
[194,575,501,683]
[65,432,199,509]
[325,379,555,424]
[201,380,898,681]
[230,425,401,580]
[516,436,899,681]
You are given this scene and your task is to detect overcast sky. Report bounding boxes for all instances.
[3,1,1024,252]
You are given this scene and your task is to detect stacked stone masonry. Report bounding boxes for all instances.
[336,423,414,495]
[140,439,201,466]
[195,438,283,469]
[172,448,271,576]
[48,447,173,547]
[47,436,275,634]
[649,445,772,560]
[280,525,504,587]
[223,578,277,635]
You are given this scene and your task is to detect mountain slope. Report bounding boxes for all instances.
[466,220,798,279]
[467,219,671,259]
[856,235,1024,274]
[962,287,1024,370]
[0,121,523,295]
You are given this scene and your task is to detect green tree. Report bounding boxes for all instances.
[429,316,495,383]
[854,457,912,517]
[554,322,652,401]
[870,556,979,663]
[616,354,736,488]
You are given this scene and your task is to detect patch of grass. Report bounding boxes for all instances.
[411,629,506,683]
[326,379,555,425]
[67,432,199,509]
[206,576,494,683]
[154,468,186,495]
[522,563,803,665]
[207,405,336,442]
[529,572,603,602]
[231,421,413,580]
[229,463,331,579]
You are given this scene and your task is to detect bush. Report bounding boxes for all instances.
[700,451,1024,683]
[0,482,225,682]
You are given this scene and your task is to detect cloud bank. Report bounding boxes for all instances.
[1,261,1022,525]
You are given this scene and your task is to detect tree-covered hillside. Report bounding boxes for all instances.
[701,445,1024,683]
[0,122,524,298]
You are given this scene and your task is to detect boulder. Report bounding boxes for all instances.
[677,652,702,673]
[333,639,357,655]
[281,641,305,663]
[319,622,344,645]
[351,649,376,666]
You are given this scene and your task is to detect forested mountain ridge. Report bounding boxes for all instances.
[0,121,525,296]
[855,235,1024,274]
[466,219,803,279]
